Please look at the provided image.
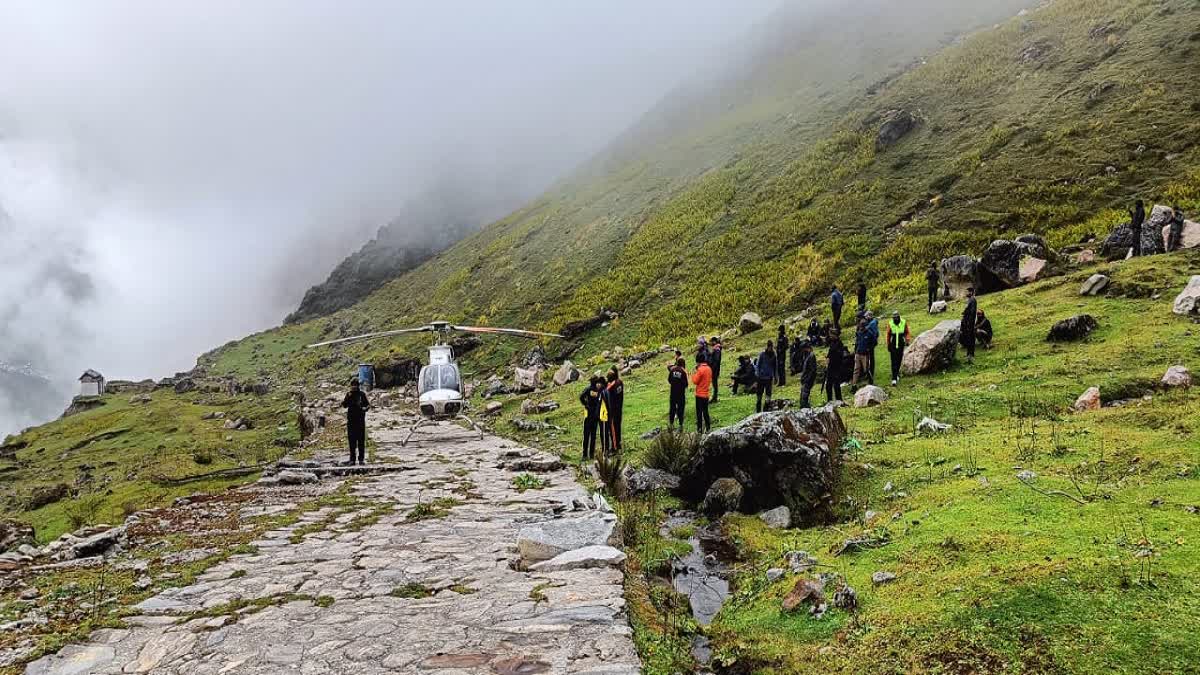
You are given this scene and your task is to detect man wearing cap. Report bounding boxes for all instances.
[885,310,912,386]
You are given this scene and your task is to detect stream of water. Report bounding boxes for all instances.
[661,512,734,668]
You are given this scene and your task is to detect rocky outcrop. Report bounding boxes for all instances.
[938,255,978,300]
[1047,314,1098,342]
[680,406,845,526]
[1174,276,1200,316]
[739,312,764,334]
[701,478,744,516]
[520,399,559,415]
[1101,212,1166,260]
[874,109,918,151]
[901,320,960,375]
[853,385,888,408]
[622,467,681,496]
[979,239,1051,292]
[0,519,34,552]
[513,367,543,393]
[1080,274,1110,296]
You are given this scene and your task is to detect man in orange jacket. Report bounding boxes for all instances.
[691,355,713,434]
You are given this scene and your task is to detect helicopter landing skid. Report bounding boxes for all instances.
[400,414,486,446]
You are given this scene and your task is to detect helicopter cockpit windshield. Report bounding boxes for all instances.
[419,364,461,394]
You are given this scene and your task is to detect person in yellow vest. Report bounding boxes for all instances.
[885,310,912,386]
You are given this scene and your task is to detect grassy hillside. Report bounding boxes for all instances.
[201,0,1198,389]
[490,249,1200,673]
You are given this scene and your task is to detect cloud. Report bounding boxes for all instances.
[0,0,781,435]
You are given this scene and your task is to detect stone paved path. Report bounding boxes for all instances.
[26,410,640,674]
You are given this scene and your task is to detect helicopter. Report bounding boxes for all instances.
[307,320,562,446]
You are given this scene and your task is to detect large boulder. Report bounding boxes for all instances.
[1162,366,1192,389]
[68,525,126,559]
[1080,274,1110,296]
[1101,216,1165,260]
[552,361,581,387]
[1162,218,1200,250]
[522,345,549,370]
[853,385,888,408]
[516,513,621,565]
[680,406,846,526]
[513,367,543,393]
[1019,257,1048,284]
[979,239,1049,292]
[1174,276,1200,316]
[1015,233,1055,261]
[938,256,978,300]
[901,320,961,375]
[1141,205,1174,256]
[739,312,764,334]
[875,109,918,151]
[0,519,34,553]
[1074,387,1101,412]
[1047,314,1099,342]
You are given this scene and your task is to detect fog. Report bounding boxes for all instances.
[0,0,782,436]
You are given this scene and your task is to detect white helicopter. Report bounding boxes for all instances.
[307,320,562,445]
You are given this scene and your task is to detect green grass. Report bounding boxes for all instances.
[512,473,550,492]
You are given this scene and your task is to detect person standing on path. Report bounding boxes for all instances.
[579,377,603,459]
[342,379,371,465]
[797,340,818,409]
[831,285,844,329]
[755,340,777,413]
[709,336,723,403]
[605,368,625,453]
[961,287,979,361]
[1129,199,1146,258]
[667,357,689,430]
[775,325,789,387]
[885,310,911,386]
[851,317,874,388]
[691,356,713,434]
[926,261,941,310]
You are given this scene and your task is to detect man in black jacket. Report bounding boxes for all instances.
[775,325,789,387]
[797,340,818,409]
[579,377,603,459]
[1129,199,1146,257]
[667,358,688,430]
[342,379,371,465]
[961,287,979,361]
[824,333,847,403]
[709,336,723,403]
[605,368,625,453]
[926,261,940,310]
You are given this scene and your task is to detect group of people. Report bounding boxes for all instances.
[1129,200,1189,256]
[578,367,626,459]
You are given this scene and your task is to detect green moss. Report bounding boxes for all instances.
[389,583,433,599]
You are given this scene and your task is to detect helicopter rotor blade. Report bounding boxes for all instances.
[450,325,564,339]
[306,326,435,349]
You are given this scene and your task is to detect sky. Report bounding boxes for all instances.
[0,0,782,435]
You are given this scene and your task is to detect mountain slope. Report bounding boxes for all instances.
[203,0,1198,387]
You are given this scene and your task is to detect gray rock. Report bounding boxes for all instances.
[939,255,978,300]
[872,571,897,586]
[875,109,918,150]
[528,545,626,572]
[979,239,1050,291]
[682,406,845,526]
[1047,314,1098,342]
[516,513,622,564]
[758,506,791,529]
[513,367,543,393]
[784,550,817,573]
[482,401,503,416]
[276,469,319,485]
[1017,470,1037,481]
[520,399,559,415]
[853,385,888,408]
[1080,274,1110,296]
[0,518,34,553]
[766,568,786,583]
[1162,366,1192,389]
[701,478,743,517]
[622,467,680,496]
[25,644,116,675]
[739,312,764,334]
[1174,276,1200,316]
[929,300,948,314]
[67,526,126,559]
[916,417,951,434]
[552,361,581,387]
[901,320,960,375]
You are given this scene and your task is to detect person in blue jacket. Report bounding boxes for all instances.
[830,285,844,329]
[755,340,777,413]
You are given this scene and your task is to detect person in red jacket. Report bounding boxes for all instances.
[691,355,713,434]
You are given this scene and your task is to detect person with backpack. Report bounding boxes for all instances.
[755,340,777,413]
[797,340,818,409]
[605,367,625,453]
[775,325,789,387]
[831,285,845,328]
[709,336,724,403]
[579,376,603,460]
[691,355,713,433]
[885,310,911,386]
[824,331,847,403]
[667,357,689,430]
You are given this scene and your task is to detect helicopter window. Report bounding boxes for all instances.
[419,365,460,392]
[438,366,461,390]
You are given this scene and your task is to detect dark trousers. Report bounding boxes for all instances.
[777,359,786,386]
[962,330,977,358]
[669,392,686,429]
[928,285,938,309]
[582,418,598,459]
[695,396,711,433]
[609,413,623,452]
[600,421,612,456]
[833,306,842,328]
[825,377,842,403]
[800,381,814,409]
[1131,226,1142,257]
[755,379,774,412]
[347,420,366,463]
[889,347,904,381]
[711,367,721,402]
[868,349,876,381]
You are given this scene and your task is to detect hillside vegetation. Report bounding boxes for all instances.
[206,0,1198,387]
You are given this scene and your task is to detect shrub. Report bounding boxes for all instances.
[594,452,626,494]
[642,430,700,475]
